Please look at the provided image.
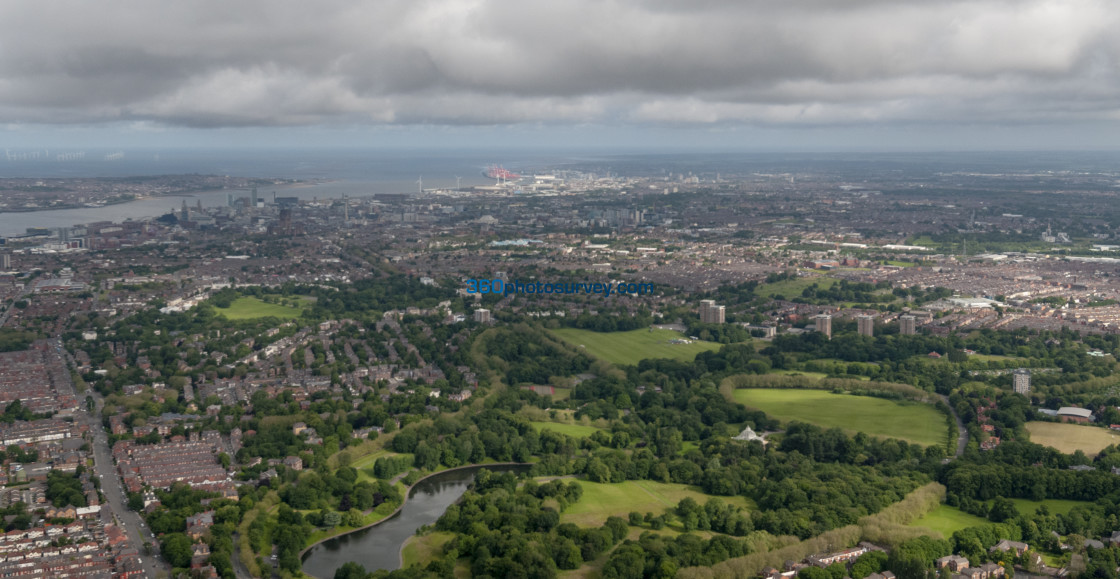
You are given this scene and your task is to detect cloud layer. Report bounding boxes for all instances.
[1,0,1117,129]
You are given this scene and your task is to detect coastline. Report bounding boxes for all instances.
[297,461,530,566]
[0,180,324,215]
[0,195,138,214]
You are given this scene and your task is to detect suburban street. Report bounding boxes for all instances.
[0,284,31,328]
[231,532,255,579]
[78,360,170,578]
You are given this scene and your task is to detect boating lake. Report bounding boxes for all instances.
[300,464,529,578]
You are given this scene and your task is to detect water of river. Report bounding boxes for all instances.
[0,148,580,237]
[300,464,529,579]
[0,182,360,237]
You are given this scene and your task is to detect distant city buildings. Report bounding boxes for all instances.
[899,315,917,335]
[1013,368,1031,396]
[857,315,874,337]
[699,299,725,324]
[473,308,491,323]
[815,314,832,339]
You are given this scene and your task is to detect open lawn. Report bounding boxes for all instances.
[217,296,307,320]
[907,499,1093,539]
[549,328,723,366]
[757,275,837,300]
[769,369,870,381]
[349,449,391,471]
[547,388,573,401]
[331,436,390,469]
[909,505,990,537]
[1006,498,1090,516]
[401,532,455,569]
[349,450,417,484]
[769,370,829,380]
[968,354,1021,362]
[1026,422,1120,455]
[555,479,752,527]
[916,353,1022,365]
[531,422,603,438]
[304,501,400,546]
[732,389,946,446]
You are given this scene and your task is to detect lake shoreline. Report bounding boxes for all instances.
[297,462,530,568]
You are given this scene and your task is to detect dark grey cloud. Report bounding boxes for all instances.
[0,0,1116,129]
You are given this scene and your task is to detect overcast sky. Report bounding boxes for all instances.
[2,0,1119,150]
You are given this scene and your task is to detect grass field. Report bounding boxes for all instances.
[549,328,723,366]
[732,389,946,446]
[217,296,307,320]
[757,275,837,300]
[531,422,603,438]
[348,450,417,484]
[769,370,830,380]
[1006,498,1089,516]
[916,353,1021,365]
[350,449,392,471]
[909,505,990,537]
[304,500,400,546]
[555,479,752,527]
[769,369,871,381]
[968,354,1021,362]
[401,531,455,569]
[909,499,1093,539]
[1026,422,1120,455]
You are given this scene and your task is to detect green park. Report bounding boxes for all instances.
[549,327,724,366]
[552,479,753,528]
[1025,421,1120,455]
[732,388,947,446]
[215,296,309,320]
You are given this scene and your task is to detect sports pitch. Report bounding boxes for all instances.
[549,327,723,366]
[1025,421,1120,455]
[732,388,946,446]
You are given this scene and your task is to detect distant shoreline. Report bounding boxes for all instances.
[0,179,328,215]
[0,195,136,214]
